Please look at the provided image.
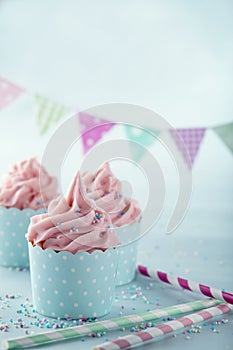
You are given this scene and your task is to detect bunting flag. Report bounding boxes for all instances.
[78,112,115,154]
[34,94,71,135]
[0,76,233,165]
[0,77,25,111]
[213,122,233,154]
[124,125,160,162]
[170,128,206,167]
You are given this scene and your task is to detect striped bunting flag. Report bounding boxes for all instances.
[34,94,71,135]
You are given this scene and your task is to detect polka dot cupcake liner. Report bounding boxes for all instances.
[115,222,140,286]
[0,207,45,268]
[28,245,119,319]
[116,241,138,286]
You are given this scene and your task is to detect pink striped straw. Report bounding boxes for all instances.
[138,265,233,304]
[93,303,233,350]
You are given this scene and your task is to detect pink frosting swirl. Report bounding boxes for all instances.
[27,173,119,253]
[82,163,141,226]
[0,158,58,210]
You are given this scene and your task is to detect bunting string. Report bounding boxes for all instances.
[0,76,232,167]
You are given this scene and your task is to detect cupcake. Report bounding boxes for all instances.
[27,173,119,319]
[82,162,141,285]
[0,157,58,268]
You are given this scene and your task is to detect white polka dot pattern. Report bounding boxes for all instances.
[0,207,45,268]
[116,241,138,286]
[114,222,140,286]
[28,245,119,319]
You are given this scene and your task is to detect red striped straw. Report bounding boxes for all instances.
[93,303,233,350]
[137,265,233,304]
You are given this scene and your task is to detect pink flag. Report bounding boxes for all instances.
[78,112,115,154]
[0,77,25,111]
[170,128,206,167]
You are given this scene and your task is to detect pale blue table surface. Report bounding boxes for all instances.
[0,197,232,350]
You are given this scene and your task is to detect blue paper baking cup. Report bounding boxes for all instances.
[0,207,45,268]
[116,241,138,286]
[115,222,140,286]
[28,245,119,319]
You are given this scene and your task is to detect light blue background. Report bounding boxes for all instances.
[0,1,232,349]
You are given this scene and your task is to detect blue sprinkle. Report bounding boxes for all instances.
[81,338,85,342]
[99,233,103,238]
[71,226,77,232]
[56,222,61,226]
[36,201,42,205]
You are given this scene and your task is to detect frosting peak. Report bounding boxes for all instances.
[27,172,119,253]
[0,157,58,210]
[82,163,141,226]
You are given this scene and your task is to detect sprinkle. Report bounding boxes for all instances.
[56,222,61,226]
[99,233,103,238]
[70,226,77,232]
[221,319,228,324]
[36,201,42,206]
[114,194,122,199]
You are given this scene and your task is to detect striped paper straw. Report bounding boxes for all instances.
[2,299,219,350]
[138,265,233,304]
[93,303,233,350]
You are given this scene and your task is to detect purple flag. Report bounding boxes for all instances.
[78,112,115,154]
[170,128,206,167]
